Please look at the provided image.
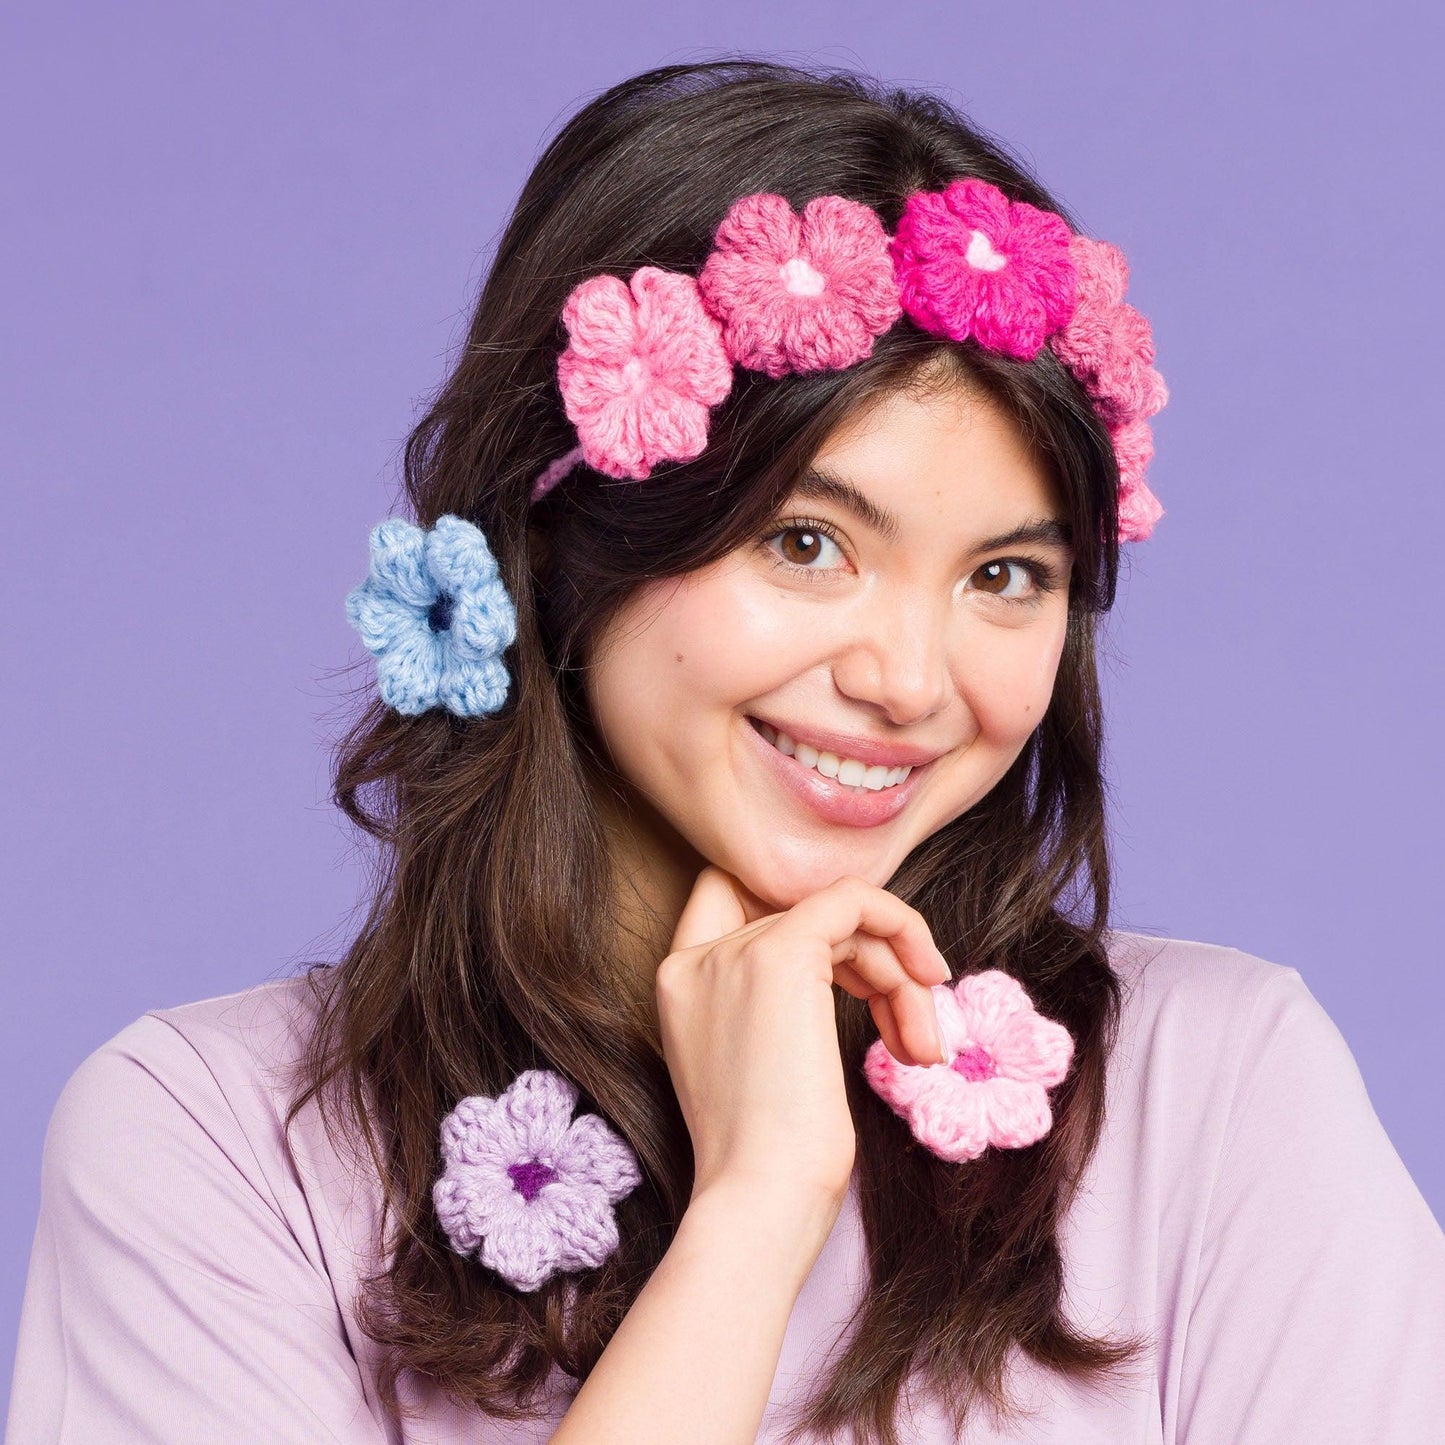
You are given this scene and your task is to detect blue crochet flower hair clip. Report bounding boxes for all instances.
[346,514,518,717]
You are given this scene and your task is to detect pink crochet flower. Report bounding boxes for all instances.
[555,266,733,481]
[433,1069,643,1292]
[1050,236,1168,428]
[863,969,1073,1163]
[890,178,1078,360]
[1111,418,1165,543]
[696,193,902,378]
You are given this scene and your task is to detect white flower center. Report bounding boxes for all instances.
[965,229,1008,272]
[778,256,827,297]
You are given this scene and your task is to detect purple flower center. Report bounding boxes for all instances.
[427,591,455,632]
[951,1044,997,1082]
[507,1158,557,1202]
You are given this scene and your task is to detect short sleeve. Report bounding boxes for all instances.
[4,1016,392,1444]
[1175,967,1445,1442]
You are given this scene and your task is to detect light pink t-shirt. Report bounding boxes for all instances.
[7,929,1445,1443]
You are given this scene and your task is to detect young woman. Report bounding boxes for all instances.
[9,59,1444,1445]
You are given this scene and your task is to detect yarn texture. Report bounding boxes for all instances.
[555,266,733,481]
[531,177,1170,541]
[344,514,516,717]
[433,1069,643,1292]
[889,177,1079,360]
[863,968,1074,1163]
[696,192,901,378]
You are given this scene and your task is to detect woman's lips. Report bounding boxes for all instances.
[743,714,932,828]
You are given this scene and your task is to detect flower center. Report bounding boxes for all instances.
[427,591,455,632]
[951,1044,997,1081]
[778,255,827,297]
[621,356,650,394]
[964,229,1008,273]
[508,1158,558,1202]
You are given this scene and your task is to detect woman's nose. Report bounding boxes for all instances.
[829,591,952,724]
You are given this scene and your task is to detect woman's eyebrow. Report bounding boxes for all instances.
[794,467,1074,554]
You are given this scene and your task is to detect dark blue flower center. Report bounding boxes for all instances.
[427,591,455,632]
[508,1159,557,1203]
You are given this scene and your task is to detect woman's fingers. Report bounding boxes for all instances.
[834,945,947,1067]
[770,878,949,1064]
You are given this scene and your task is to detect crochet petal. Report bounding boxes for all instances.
[990,1009,1075,1088]
[364,518,434,609]
[344,581,424,657]
[372,623,452,716]
[552,1113,645,1202]
[945,969,1033,1050]
[501,1070,581,1157]
[436,654,511,717]
[559,274,640,365]
[711,192,801,267]
[448,580,517,660]
[632,268,732,406]
[432,1170,522,1257]
[904,1069,996,1163]
[425,514,501,595]
[978,1076,1054,1149]
[476,1194,570,1292]
[439,1093,522,1168]
[531,1181,625,1276]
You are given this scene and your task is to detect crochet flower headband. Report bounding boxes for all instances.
[529,177,1168,543]
[434,969,1073,1292]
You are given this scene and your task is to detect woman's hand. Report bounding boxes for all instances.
[657,866,950,1209]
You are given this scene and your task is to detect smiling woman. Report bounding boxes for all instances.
[584,373,1076,953]
[9,56,1444,1445]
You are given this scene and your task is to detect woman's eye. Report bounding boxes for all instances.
[764,523,847,574]
[966,559,1040,600]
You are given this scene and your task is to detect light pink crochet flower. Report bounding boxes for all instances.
[890,178,1078,360]
[696,192,902,378]
[1111,418,1165,543]
[555,266,733,481]
[433,1069,643,1293]
[863,969,1073,1163]
[1050,236,1168,428]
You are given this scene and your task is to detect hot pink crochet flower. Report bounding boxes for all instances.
[863,968,1073,1163]
[1050,236,1168,428]
[433,1069,643,1293]
[890,178,1078,360]
[696,193,902,378]
[1111,418,1165,542]
[555,266,733,481]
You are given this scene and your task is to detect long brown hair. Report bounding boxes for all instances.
[286,57,1153,1444]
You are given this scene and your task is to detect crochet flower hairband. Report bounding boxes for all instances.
[434,968,1074,1292]
[530,176,1168,543]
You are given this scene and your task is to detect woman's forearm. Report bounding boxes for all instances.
[550,1180,841,1444]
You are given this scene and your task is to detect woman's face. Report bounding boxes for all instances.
[584,378,1075,915]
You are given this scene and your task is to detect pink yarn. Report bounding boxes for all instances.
[863,969,1073,1163]
[696,193,901,378]
[1111,418,1165,542]
[555,266,733,481]
[1050,236,1169,428]
[889,178,1078,360]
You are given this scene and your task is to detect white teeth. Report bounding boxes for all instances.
[754,720,915,792]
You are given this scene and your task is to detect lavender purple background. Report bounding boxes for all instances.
[4,1,1442,1399]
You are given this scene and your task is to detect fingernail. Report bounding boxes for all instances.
[934,1005,949,1064]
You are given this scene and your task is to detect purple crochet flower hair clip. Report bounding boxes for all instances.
[433,1069,643,1292]
[530,177,1168,543]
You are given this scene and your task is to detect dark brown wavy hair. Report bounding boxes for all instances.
[285,56,1154,1445]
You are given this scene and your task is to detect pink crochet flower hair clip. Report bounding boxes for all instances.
[529,177,1168,543]
[864,968,1074,1163]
